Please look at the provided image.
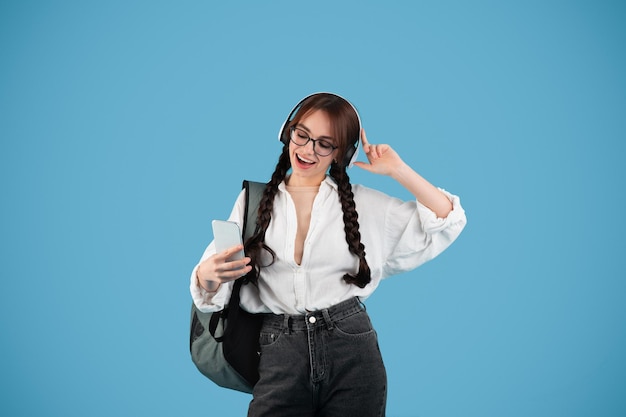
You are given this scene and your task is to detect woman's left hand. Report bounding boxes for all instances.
[353,129,404,176]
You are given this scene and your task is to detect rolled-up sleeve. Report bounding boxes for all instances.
[189,245,234,313]
[416,188,466,234]
[381,188,466,278]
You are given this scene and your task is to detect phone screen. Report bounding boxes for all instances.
[211,220,244,261]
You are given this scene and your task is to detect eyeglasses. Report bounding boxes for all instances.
[289,127,337,157]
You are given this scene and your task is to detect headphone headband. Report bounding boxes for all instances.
[278,92,361,167]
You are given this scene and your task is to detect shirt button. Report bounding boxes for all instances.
[308,316,316,324]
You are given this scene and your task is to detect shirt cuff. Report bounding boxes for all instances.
[416,188,466,234]
[189,264,230,313]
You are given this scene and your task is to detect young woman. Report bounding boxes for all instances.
[190,93,466,416]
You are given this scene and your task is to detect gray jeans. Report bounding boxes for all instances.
[248,297,387,417]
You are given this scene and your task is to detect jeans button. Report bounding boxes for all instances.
[308,316,316,324]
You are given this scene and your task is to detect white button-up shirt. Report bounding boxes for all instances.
[190,176,466,314]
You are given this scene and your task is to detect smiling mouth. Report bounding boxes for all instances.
[296,154,315,165]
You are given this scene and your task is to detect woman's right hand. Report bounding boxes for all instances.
[196,244,252,292]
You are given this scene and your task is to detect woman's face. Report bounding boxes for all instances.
[287,109,337,187]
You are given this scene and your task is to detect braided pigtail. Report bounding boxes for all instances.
[329,163,372,288]
[243,146,291,284]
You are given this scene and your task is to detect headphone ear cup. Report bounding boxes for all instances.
[278,121,290,145]
[280,128,289,145]
[343,144,356,167]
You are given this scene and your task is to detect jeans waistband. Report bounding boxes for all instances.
[262,297,365,332]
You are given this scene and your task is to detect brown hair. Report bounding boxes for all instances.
[244,93,371,288]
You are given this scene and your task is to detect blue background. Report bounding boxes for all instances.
[1,1,624,416]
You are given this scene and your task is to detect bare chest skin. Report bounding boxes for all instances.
[285,185,319,265]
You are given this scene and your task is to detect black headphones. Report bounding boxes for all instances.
[277,92,361,167]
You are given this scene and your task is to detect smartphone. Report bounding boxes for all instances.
[211,220,245,261]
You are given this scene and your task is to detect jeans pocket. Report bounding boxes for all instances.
[259,330,283,347]
[333,311,375,338]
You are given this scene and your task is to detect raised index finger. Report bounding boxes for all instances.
[360,128,370,147]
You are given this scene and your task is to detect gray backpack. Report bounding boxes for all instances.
[189,180,265,393]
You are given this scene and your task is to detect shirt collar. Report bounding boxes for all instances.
[322,175,339,191]
[278,175,339,192]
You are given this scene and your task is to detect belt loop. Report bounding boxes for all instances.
[283,315,291,334]
[322,309,334,330]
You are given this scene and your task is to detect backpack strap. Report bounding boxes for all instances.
[208,180,266,342]
[242,180,265,241]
